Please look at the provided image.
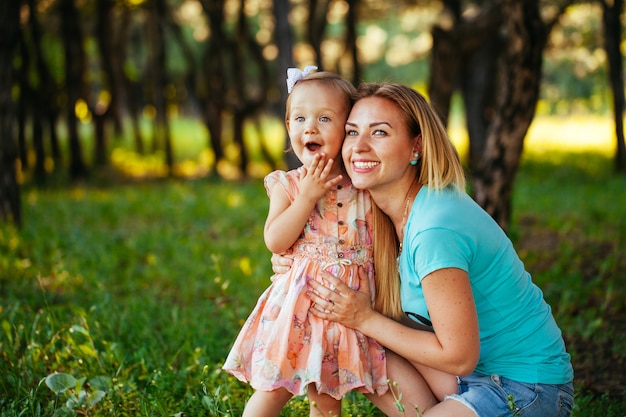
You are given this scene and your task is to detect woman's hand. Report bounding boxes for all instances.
[307,266,375,330]
[270,253,293,274]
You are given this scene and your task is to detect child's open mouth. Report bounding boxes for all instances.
[305,142,322,152]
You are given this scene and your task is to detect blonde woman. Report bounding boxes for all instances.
[277,83,574,417]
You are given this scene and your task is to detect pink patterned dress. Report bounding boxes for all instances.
[223,169,387,400]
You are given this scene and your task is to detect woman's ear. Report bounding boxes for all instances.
[413,133,423,155]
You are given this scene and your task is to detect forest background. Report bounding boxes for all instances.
[0,0,625,415]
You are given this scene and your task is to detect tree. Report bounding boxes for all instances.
[23,0,63,183]
[146,0,174,174]
[59,0,89,180]
[429,0,571,230]
[0,0,22,226]
[601,0,626,173]
[273,0,300,170]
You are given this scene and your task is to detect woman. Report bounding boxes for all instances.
[276,83,574,416]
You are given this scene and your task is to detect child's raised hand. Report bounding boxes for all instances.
[299,153,343,201]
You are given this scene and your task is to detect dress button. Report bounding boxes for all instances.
[338,220,344,225]
[339,239,345,244]
[337,202,343,207]
[337,185,342,190]
[338,253,344,258]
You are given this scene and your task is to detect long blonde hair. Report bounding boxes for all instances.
[355,83,466,320]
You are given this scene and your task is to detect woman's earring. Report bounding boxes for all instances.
[410,152,419,166]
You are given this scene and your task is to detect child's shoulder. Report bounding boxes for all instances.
[264,168,301,183]
[264,168,303,198]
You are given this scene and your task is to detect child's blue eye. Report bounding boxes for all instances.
[320,116,330,122]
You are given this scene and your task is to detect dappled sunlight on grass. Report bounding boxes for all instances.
[110,116,286,180]
[525,115,614,156]
[108,115,616,181]
[447,115,615,162]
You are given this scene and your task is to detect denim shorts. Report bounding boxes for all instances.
[447,372,574,417]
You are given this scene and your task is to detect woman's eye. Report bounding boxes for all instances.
[373,129,387,136]
[345,129,358,137]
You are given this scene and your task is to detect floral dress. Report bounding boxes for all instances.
[223,169,387,400]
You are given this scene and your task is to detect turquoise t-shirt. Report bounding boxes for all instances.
[398,186,573,384]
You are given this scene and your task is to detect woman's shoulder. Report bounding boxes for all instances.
[415,186,494,228]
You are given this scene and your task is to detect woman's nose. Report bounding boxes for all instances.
[350,133,369,152]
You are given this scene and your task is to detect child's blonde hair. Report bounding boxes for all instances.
[285,71,357,121]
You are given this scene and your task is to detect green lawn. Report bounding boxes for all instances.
[1,116,625,416]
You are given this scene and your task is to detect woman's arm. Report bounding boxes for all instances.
[308,267,480,376]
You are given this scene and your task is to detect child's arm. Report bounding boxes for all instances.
[264,154,343,254]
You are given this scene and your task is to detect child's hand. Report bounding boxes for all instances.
[299,153,343,202]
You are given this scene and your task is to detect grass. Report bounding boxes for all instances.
[1,115,626,416]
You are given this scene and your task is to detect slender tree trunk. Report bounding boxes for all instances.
[228,0,270,175]
[28,0,63,168]
[272,0,299,169]
[307,0,330,70]
[148,0,173,174]
[16,36,30,172]
[601,0,626,173]
[0,0,22,226]
[200,0,227,172]
[92,0,118,167]
[428,2,501,129]
[345,0,361,85]
[24,0,56,181]
[96,0,123,135]
[59,0,88,180]
[119,9,145,155]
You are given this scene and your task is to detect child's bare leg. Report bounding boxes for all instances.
[308,385,341,417]
[242,387,293,417]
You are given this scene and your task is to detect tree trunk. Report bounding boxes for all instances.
[119,8,145,155]
[199,0,228,173]
[148,0,174,174]
[96,0,123,136]
[25,0,58,181]
[272,0,299,169]
[601,0,626,173]
[461,34,502,171]
[472,0,548,230]
[16,36,30,172]
[59,0,88,180]
[429,1,502,141]
[0,0,22,226]
[307,0,330,70]
[429,0,572,231]
[345,0,361,86]
[272,0,293,110]
[92,0,118,167]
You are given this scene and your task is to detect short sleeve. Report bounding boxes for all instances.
[264,169,300,202]
[409,227,473,281]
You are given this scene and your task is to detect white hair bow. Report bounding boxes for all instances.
[286,66,318,93]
